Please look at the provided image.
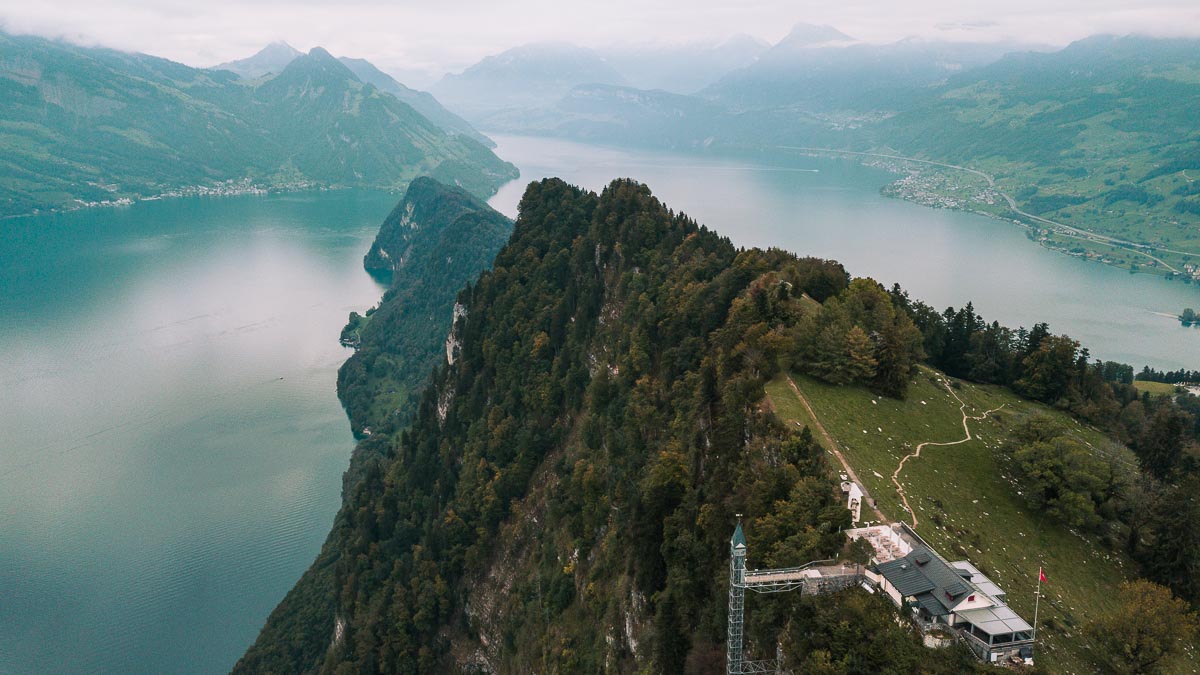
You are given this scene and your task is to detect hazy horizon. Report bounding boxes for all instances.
[2,0,1199,87]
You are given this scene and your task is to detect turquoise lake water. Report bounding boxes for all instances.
[0,191,394,673]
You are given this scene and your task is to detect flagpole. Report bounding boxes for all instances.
[1032,567,1042,662]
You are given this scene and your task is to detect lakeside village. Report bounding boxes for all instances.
[727,477,1037,672]
[62,177,320,213]
[869,158,1200,281]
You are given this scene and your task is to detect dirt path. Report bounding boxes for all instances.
[784,375,888,523]
[891,379,1005,528]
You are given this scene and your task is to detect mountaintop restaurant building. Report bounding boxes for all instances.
[848,523,1035,666]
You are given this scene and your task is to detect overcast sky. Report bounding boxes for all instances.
[2,0,1199,85]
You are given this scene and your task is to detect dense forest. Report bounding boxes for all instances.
[240,178,1199,673]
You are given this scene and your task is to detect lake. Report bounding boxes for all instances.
[0,191,394,673]
[1,135,1196,674]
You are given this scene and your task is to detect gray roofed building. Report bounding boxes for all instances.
[916,593,946,618]
[875,557,935,597]
[875,540,982,616]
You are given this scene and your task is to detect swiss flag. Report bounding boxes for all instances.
[1039,567,1048,584]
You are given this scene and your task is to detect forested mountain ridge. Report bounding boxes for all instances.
[238,177,1003,672]
[240,176,1200,673]
[234,178,514,673]
[0,33,517,215]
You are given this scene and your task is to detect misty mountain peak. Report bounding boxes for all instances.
[213,41,302,79]
[306,46,336,61]
[431,41,627,113]
[259,41,301,58]
[260,45,361,95]
[776,23,856,48]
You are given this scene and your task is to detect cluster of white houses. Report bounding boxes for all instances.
[846,521,1035,666]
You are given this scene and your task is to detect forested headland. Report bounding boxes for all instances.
[239,178,1199,673]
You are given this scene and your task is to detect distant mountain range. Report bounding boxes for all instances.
[429,24,1036,134]
[430,42,629,118]
[429,37,776,124]
[704,29,1031,111]
[596,34,769,94]
[0,34,515,216]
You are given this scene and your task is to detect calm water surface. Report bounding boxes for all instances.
[0,191,394,673]
[490,134,1199,371]
[2,135,1198,675]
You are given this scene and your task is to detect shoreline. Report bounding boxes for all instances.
[0,180,362,221]
[780,146,1200,288]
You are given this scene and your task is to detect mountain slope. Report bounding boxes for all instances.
[873,35,1200,259]
[338,56,495,148]
[211,43,493,147]
[0,34,517,215]
[235,178,513,674]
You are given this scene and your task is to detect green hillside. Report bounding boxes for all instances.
[766,371,1140,673]
[238,179,1000,673]
[874,36,1200,274]
[236,178,514,671]
[0,33,517,216]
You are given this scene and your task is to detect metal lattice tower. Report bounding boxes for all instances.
[727,521,747,675]
[726,522,864,674]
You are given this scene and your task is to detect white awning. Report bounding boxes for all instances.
[957,606,1033,635]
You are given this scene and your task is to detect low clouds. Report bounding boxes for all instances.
[2,0,1199,81]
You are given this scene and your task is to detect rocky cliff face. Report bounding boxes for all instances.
[361,176,508,276]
